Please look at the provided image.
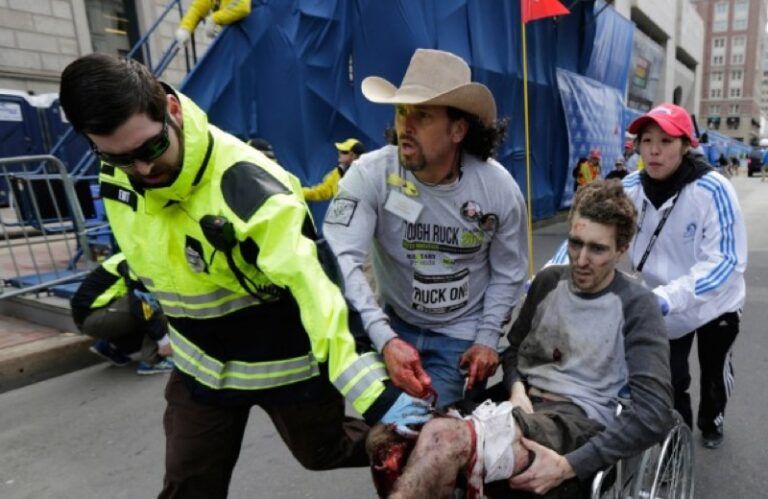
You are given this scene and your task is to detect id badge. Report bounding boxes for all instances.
[384,189,423,223]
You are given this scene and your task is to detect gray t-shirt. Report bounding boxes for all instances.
[324,145,528,351]
[502,265,674,479]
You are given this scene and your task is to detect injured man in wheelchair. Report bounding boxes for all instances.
[368,179,675,499]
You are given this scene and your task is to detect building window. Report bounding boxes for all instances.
[714,2,728,14]
[729,87,742,97]
[710,88,722,98]
[730,104,740,114]
[732,0,748,31]
[84,0,140,59]
[731,35,746,65]
[713,38,726,49]
[713,2,729,32]
[711,71,723,83]
[711,105,720,115]
[713,55,724,65]
[731,69,743,82]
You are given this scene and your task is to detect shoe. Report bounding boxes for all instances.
[702,429,724,449]
[89,339,131,367]
[136,357,175,375]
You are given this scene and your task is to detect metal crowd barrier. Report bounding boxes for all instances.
[0,155,109,299]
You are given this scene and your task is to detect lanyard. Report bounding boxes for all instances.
[635,193,680,273]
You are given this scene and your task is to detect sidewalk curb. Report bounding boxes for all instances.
[0,331,98,394]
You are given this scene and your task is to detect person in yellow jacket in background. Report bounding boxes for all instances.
[59,54,431,498]
[303,138,366,201]
[175,0,251,44]
[573,148,603,189]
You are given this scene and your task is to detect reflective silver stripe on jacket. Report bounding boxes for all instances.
[333,352,381,391]
[152,287,235,305]
[332,352,388,400]
[161,295,262,318]
[170,329,320,390]
[345,365,389,402]
[139,275,263,317]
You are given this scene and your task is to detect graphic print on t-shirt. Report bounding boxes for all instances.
[412,268,470,313]
[401,221,483,255]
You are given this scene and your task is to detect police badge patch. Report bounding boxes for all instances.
[325,196,358,226]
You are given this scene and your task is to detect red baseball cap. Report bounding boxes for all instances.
[628,103,699,147]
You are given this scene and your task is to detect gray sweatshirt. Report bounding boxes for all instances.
[323,145,528,351]
[502,265,674,480]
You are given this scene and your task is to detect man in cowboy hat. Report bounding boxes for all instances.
[324,48,529,409]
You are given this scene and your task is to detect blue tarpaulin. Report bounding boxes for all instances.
[557,69,625,207]
[585,0,634,93]
[705,129,752,159]
[181,0,634,221]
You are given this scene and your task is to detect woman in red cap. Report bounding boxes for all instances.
[624,103,747,449]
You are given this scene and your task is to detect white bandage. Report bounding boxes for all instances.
[467,400,517,483]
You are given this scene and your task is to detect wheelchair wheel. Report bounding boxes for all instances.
[631,421,694,499]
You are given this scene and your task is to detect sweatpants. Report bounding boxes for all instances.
[669,311,739,434]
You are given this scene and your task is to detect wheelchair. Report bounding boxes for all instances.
[590,411,694,499]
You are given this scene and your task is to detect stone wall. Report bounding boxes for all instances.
[0,0,84,93]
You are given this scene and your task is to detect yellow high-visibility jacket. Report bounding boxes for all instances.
[576,161,601,187]
[97,87,397,421]
[179,0,251,32]
[303,166,342,202]
[70,253,130,327]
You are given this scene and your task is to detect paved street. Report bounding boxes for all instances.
[1,175,766,498]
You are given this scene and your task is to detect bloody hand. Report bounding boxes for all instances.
[382,337,433,398]
[459,344,499,390]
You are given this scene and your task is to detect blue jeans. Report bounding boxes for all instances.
[387,309,477,408]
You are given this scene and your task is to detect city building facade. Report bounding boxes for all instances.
[692,0,767,144]
[0,0,210,94]
[612,0,705,120]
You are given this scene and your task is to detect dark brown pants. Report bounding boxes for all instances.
[158,371,369,499]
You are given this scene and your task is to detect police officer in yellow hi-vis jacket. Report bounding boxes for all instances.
[303,138,365,202]
[60,54,430,498]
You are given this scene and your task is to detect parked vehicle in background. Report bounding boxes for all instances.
[747,147,764,177]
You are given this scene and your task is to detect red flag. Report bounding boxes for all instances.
[521,0,570,24]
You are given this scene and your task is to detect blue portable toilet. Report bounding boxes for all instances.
[32,93,93,175]
[0,90,46,158]
[0,89,47,204]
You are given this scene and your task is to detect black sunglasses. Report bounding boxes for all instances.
[90,113,171,169]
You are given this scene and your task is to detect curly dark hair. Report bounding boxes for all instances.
[569,179,637,249]
[60,53,166,135]
[446,107,508,161]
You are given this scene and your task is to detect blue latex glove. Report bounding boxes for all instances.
[380,393,433,437]
[657,295,670,316]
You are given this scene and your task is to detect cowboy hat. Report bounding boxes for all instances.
[361,49,497,126]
